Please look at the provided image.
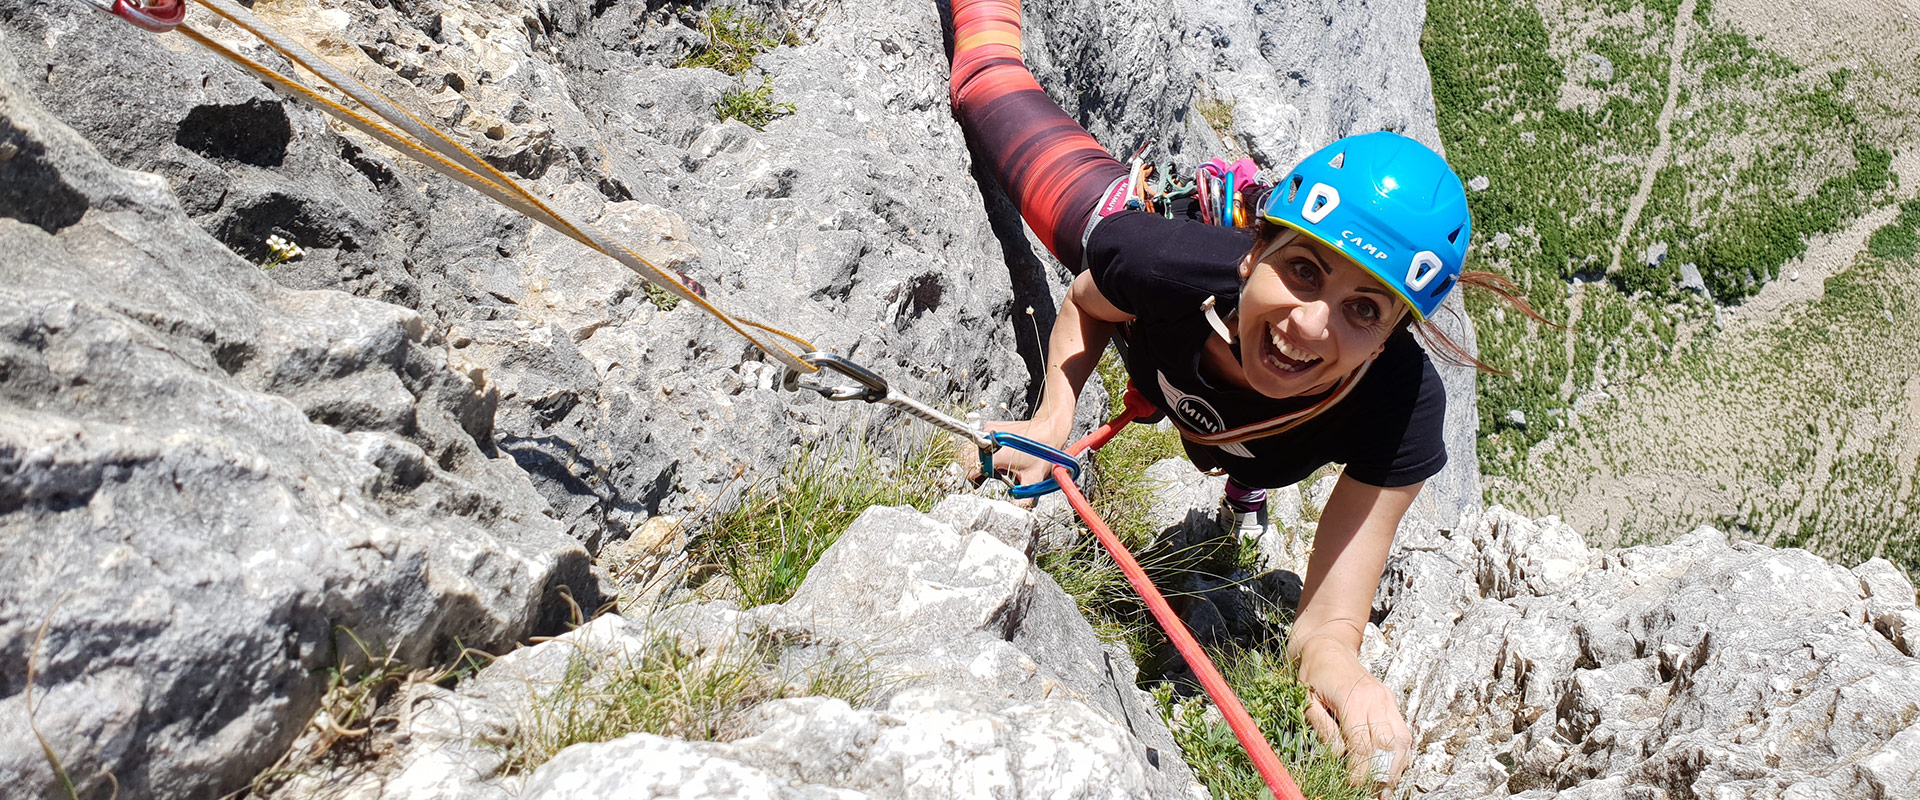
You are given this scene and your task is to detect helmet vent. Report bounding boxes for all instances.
[1432,276,1455,299]
[1328,152,1346,169]
[1448,226,1463,244]
[1287,175,1303,203]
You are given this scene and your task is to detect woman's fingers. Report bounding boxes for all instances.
[957,420,1063,508]
[1304,694,1345,756]
[1305,675,1412,792]
[1331,686,1411,792]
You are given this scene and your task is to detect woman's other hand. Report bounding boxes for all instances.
[1296,635,1411,794]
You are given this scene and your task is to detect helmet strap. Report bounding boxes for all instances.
[1200,295,1235,345]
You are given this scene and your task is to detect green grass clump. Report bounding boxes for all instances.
[1154,646,1376,800]
[716,76,797,131]
[1196,97,1237,138]
[1425,0,1895,477]
[677,9,784,75]
[501,630,887,773]
[642,282,681,311]
[688,426,952,607]
[1867,197,1920,259]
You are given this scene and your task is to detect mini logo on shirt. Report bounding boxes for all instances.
[1157,372,1225,434]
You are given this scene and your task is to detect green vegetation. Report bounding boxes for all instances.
[643,281,681,311]
[677,9,786,75]
[715,76,797,131]
[1506,249,1920,576]
[248,629,492,794]
[1024,354,1365,797]
[500,629,888,773]
[675,8,798,129]
[1868,197,1920,259]
[1424,0,1897,478]
[687,426,952,607]
[1155,647,1376,800]
[1195,97,1237,139]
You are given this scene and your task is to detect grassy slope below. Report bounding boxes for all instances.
[1514,246,1920,572]
[1426,0,1920,571]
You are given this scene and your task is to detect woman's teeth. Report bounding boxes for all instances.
[1266,327,1321,372]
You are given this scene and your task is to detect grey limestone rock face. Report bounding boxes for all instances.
[0,43,596,800]
[2,0,1478,547]
[0,0,1486,792]
[1377,507,1920,799]
[0,0,1036,549]
[264,499,1202,799]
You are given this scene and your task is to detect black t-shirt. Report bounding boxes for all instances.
[1083,211,1448,489]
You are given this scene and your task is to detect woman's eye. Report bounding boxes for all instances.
[1349,299,1380,322]
[1287,259,1319,284]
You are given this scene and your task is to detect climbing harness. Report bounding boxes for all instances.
[1123,151,1270,228]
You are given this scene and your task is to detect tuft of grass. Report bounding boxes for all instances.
[1195,97,1236,138]
[688,423,954,607]
[715,76,797,131]
[248,629,493,796]
[1154,646,1377,800]
[677,9,783,76]
[500,629,889,773]
[643,282,681,311]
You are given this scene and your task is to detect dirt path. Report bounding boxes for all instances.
[1604,0,1696,279]
[1559,0,1696,400]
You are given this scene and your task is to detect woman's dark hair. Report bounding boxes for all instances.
[1245,218,1555,375]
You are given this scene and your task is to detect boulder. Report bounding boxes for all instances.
[261,502,1204,799]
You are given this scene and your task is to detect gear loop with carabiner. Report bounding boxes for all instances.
[781,352,1081,498]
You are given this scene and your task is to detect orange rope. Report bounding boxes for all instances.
[1059,387,1307,800]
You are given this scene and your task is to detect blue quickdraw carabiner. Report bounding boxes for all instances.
[980,431,1082,499]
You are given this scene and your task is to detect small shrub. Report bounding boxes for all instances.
[1867,197,1920,259]
[1868,223,1918,259]
[716,76,797,131]
[678,9,782,76]
[643,282,681,311]
[1195,97,1236,137]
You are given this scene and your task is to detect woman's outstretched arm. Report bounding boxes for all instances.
[974,271,1133,488]
[1289,475,1422,792]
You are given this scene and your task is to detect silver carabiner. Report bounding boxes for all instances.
[782,352,890,403]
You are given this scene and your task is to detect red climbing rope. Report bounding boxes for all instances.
[1057,386,1307,800]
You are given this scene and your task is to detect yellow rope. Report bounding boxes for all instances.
[176,0,820,371]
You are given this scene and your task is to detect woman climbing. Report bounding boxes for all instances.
[946,0,1542,790]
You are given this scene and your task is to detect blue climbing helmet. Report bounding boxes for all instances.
[1259,131,1471,320]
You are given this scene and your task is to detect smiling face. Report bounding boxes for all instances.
[1231,230,1410,398]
